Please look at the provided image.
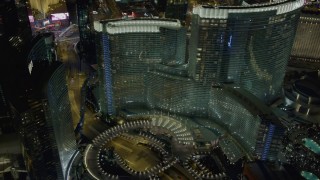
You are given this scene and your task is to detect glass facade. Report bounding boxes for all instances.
[20,32,76,179]
[0,0,32,53]
[0,0,32,109]
[21,99,62,179]
[95,0,303,159]
[20,62,76,180]
[145,70,209,117]
[95,19,184,115]
[188,1,302,103]
[209,87,261,152]
[47,64,77,179]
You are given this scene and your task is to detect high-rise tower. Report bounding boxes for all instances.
[0,0,32,103]
[91,1,304,164]
[19,33,76,179]
[188,0,304,103]
[94,19,185,115]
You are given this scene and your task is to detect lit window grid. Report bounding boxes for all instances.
[145,71,210,116]
[209,89,261,152]
[47,64,77,178]
[188,10,300,103]
[99,28,186,112]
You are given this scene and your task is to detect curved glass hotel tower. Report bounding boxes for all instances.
[20,33,76,179]
[188,0,303,103]
[95,19,186,115]
[94,0,303,161]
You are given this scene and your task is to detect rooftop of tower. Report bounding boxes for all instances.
[197,0,301,6]
[192,0,304,18]
[94,18,182,33]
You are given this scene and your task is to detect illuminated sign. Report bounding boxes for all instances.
[51,13,69,21]
[28,15,35,23]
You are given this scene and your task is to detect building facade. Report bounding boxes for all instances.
[145,69,209,117]
[255,115,285,161]
[95,19,185,115]
[94,0,304,162]
[188,0,303,103]
[21,61,76,180]
[20,34,76,179]
[46,63,77,179]
[290,14,320,69]
[284,73,320,115]
[210,84,285,160]
[209,86,261,153]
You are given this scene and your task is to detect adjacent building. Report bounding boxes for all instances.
[19,33,76,179]
[284,72,320,115]
[76,0,97,64]
[0,0,33,137]
[165,0,188,22]
[290,14,320,69]
[0,0,32,105]
[21,61,76,179]
[0,4,77,175]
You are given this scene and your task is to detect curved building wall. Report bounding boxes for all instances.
[21,100,61,179]
[27,33,55,74]
[188,1,303,103]
[96,19,185,114]
[145,71,210,116]
[209,88,261,152]
[109,32,162,108]
[94,14,289,158]
[20,62,75,179]
[47,64,76,179]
